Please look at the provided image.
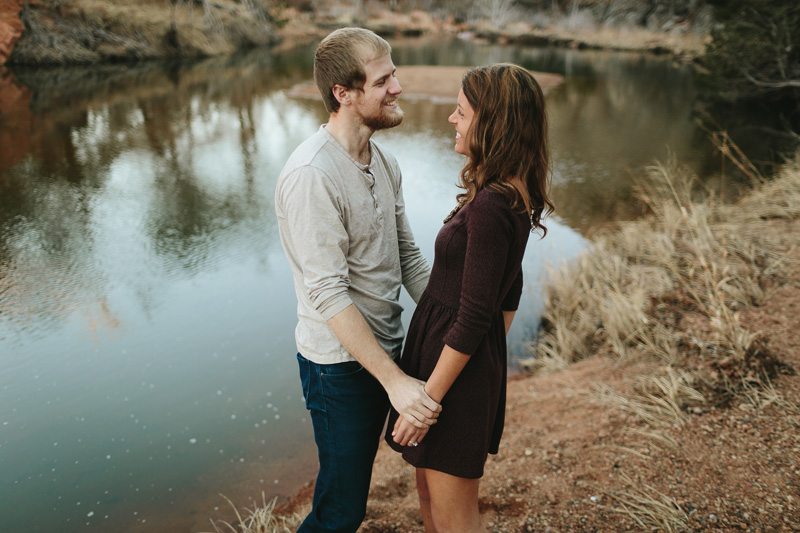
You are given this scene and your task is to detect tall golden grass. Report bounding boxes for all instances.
[525,149,798,379]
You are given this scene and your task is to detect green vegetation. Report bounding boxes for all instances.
[702,0,800,121]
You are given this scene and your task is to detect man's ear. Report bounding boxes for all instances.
[332,84,351,107]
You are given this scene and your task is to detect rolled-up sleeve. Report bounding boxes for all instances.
[442,194,515,355]
[276,165,353,320]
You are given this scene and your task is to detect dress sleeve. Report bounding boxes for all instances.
[275,165,353,320]
[442,192,515,355]
[501,270,523,311]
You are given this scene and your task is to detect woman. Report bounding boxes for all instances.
[385,63,553,532]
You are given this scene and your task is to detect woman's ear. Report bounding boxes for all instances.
[332,84,351,107]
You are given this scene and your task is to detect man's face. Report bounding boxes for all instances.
[351,53,404,131]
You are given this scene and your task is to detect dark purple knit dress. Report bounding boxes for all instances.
[385,187,531,479]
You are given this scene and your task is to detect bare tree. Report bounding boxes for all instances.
[705,1,800,102]
[472,0,517,28]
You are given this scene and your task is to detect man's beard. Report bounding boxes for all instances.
[360,102,404,131]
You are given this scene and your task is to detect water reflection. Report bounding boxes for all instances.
[1,47,327,533]
[0,39,743,532]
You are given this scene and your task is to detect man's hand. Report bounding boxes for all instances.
[385,374,441,428]
[327,305,442,427]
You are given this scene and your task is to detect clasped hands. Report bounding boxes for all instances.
[387,375,441,447]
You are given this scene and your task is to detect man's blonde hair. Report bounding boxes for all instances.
[314,28,392,113]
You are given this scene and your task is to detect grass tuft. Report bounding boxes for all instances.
[595,367,704,429]
[610,473,688,533]
[205,493,301,533]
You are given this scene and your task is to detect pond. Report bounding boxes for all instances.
[0,38,721,532]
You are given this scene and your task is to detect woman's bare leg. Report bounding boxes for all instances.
[419,468,483,533]
[415,468,437,532]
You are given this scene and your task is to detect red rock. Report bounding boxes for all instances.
[0,66,32,175]
[0,0,24,66]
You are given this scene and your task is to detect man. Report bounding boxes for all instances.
[274,28,442,532]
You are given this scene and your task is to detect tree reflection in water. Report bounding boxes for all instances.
[0,46,316,338]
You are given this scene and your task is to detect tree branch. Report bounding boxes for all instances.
[743,72,800,89]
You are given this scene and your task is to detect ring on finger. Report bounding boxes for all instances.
[409,441,418,447]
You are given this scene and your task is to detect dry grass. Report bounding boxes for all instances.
[738,374,800,416]
[205,493,301,533]
[522,146,800,488]
[594,368,705,429]
[524,148,799,385]
[516,147,800,533]
[610,472,689,533]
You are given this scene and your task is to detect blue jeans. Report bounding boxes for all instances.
[296,353,390,533]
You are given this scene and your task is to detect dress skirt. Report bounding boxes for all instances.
[384,291,508,479]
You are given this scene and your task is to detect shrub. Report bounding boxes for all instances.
[702,0,800,109]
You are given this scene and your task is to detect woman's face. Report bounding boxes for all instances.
[447,89,474,156]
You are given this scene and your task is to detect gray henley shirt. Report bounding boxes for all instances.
[275,125,430,365]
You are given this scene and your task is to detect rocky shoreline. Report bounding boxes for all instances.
[0,1,712,67]
[272,5,710,63]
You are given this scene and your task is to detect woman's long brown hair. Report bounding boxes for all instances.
[458,63,554,235]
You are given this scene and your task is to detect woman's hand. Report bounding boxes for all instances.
[392,414,429,447]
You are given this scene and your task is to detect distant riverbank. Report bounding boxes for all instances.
[3,0,711,66]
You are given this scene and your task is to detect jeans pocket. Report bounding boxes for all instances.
[319,360,364,377]
[297,353,325,413]
[321,362,384,407]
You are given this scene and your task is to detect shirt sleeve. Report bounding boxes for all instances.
[276,165,353,320]
[442,192,516,355]
[393,168,430,303]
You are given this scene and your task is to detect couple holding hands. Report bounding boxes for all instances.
[275,27,552,533]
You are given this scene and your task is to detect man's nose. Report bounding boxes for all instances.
[389,76,402,95]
